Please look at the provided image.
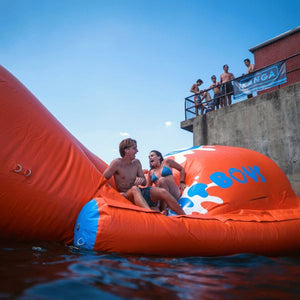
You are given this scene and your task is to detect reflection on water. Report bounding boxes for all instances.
[1,242,300,299]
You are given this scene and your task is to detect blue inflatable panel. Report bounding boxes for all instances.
[74,199,99,249]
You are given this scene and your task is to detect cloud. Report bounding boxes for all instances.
[165,121,172,127]
[120,132,130,137]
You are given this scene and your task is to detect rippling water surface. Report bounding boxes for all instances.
[1,242,300,299]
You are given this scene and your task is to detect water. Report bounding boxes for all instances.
[1,242,300,299]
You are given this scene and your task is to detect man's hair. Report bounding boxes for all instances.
[196,79,203,84]
[244,58,250,63]
[223,64,229,69]
[211,75,216,79]
[119,138,137,157]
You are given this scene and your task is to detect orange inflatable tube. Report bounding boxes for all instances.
[74,146,300,256]
[0,65,109,243]
[1,65,300,256]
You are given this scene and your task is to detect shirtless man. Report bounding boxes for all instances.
[190,79,203,115]
[244,58,255,99]
[199,90,212,113]
[220,65,234,106]
[103,138,185,215]
[244,58,255,74]
[210,75,222,109]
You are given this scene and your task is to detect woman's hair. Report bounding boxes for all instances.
[119,138,136,157]
[149,150,163,169]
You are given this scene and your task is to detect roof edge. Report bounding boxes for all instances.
[249,26,300,53]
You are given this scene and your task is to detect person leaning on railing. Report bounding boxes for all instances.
[210,75,222,109]
[199,90,213,113]
[220,64,234,106]
[244,58,255,98]
[190,79,203,115]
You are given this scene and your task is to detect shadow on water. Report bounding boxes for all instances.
[1,241,300,299]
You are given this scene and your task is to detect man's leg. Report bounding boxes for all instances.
[126,186,150,209]
[215,97,219,109]
[227,85,233,105]
[194,97,199,116]
[156,177,181,212]
[150,187,186,215]
[220,96,225,107]
[222,85,227,106]
[200,104,205,115]
[228,95,232,105]
[156,178,170,212]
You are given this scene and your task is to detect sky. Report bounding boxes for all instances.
[1,0,299,168]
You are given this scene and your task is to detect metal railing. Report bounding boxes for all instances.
[184,52,300,120]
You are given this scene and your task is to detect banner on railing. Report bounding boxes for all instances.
[233,61,287,99]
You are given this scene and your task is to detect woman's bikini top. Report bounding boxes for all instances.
[151,166,173,183]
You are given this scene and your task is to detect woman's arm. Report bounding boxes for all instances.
[146,170,152,187]
[166,158,186,190]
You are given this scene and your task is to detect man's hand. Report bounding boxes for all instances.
[134,176,146,186]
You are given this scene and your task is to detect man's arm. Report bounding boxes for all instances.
[134,160,146,186]
[190,84,199,94]
[249,64,255,73]
[103,159,119,180]
[200,92,206,102]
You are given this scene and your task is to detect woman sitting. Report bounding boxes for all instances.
[147,150,186,212]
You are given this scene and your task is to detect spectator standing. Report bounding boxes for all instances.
[244,58,255,74]
[190,79,203,115]
[200,90,213,113]
[244,58,255,98]
[220,64,234,106]
[210,75,222,109]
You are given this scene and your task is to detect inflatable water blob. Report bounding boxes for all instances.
[1,65,300,256]
[74,146,300,256]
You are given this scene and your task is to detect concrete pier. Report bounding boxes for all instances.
[181,82,300,196]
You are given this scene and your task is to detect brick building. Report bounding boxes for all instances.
[249,26,300,94]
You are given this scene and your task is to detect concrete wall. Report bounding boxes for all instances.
[181,82,300,196]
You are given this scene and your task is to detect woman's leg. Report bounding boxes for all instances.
[150,187,185,215]
[157,177,181,200]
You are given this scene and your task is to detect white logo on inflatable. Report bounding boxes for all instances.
[179,176,223,215]
[166,146,223,215]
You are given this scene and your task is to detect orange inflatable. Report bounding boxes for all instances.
[74,146,300,256]
[1,65,300,256]
[0,65,108,243]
